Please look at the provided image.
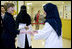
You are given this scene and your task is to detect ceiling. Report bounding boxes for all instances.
[1,1,71,7]
[25,1,71,7]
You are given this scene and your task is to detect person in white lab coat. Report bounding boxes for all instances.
[16,5,32,48]
[31,3,62,48]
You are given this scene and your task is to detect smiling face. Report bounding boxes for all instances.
[7,7,15,14]
[4,3,15,15]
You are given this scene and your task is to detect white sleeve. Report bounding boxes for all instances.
[34,22,53,40]
[27,24,33,31]
[18,23,26,30]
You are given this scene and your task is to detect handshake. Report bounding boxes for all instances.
[19,26,38,35]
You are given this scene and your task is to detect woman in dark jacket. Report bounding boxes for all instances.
[0,2,25,48]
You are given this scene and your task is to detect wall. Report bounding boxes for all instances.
[61,19,71,40]
[18,1,24,13]
[26,2,71,40]
[1,1,71,40]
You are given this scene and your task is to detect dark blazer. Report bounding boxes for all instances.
[0,16,3,48]
[0,16,3,37]
[1,12,19,40]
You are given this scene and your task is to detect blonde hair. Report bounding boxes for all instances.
[4,2,15,11]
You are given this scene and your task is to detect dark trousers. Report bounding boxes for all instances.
[1,39,15,48]
[17,34,32,48]
[0,39,3,48]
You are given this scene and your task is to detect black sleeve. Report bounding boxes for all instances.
[0,16,3,36]
[4,15,19,35]
[27,14,31,26]
[16,15,20,29]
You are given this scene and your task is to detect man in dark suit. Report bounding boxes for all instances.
[0,5,6,48]
[0,16,3,48]
[1,2,24,48]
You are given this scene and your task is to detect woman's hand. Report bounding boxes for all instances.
[20,29,27,34]
[25,26,29,30]
[27,30,38,35]
[27,31,32,34]
[33,30,38,33]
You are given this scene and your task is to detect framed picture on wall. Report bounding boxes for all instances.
[58,5,63,19]
[64,4,71,19]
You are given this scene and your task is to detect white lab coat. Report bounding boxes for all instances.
[34,22,62,48]
[17,23,32,48]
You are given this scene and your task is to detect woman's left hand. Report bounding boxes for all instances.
[25,26,29,30]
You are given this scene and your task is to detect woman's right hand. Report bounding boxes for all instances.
[27,30,38,35]
[20,29,27,34]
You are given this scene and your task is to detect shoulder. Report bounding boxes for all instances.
[45,22,53,29]
[4,14,13,21]
[45,22,56,32]
[27,13,30,16]
[5,12,12,18]
[45,22,50,26]
[27,14,31,18]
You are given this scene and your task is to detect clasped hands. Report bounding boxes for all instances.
[20,26,38,35]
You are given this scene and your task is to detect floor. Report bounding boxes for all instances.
[15,36,71,48]
[15,24,71,48]
[31,37,71,48]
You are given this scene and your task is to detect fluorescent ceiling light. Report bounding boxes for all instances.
[46,1,52,2]
[42,4,45,6]
[7,1,9,2]
[27,3,32,5]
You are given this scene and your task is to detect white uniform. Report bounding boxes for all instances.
[34,22,62,48]
[17,24,32,48]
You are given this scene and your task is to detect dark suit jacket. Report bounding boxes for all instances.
[0,16,3,37]
[1,12,19,40]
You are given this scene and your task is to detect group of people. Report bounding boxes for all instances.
[0,2,62,48]
[34,10,45,30]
